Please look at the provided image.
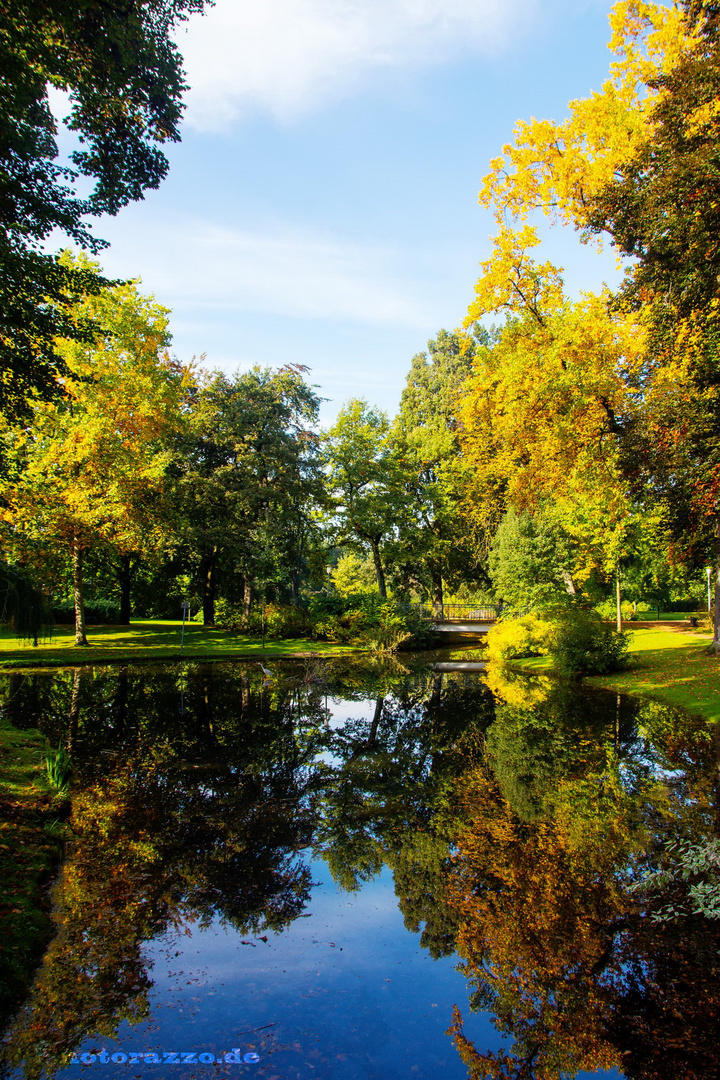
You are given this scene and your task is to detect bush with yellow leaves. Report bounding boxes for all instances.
[485,613,552,663]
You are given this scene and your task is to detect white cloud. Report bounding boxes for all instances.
[176,0,528,131]
[99,213,425,326]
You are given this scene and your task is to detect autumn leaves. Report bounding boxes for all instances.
[455,0,719,631]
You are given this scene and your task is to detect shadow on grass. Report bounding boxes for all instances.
[0,621,358,670]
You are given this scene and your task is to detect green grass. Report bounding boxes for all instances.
[588,627,720,721]
[0,714,66,1027]
[0,619,362,670]
[512,625,720,722]
[631,609,706,621]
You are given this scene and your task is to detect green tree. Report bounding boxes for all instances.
[330,552,376,597]
[392,329,480,607]
[488,507,576,614]
[174,366,323,626]
[0,0,208,419]
[325,399,406,599]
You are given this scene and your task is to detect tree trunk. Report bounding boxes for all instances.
[430,565,443,617]
[562,569,577,596]
[714,516,720,656]
[242,578,253,628]
[72,534,88,646]
[201,549,217,626]
[113,667,129,737]
[118,553,132,625]
[367,696,384,749]
[616,566,622,633]
[369,538,387,599]
[68,669,81,752]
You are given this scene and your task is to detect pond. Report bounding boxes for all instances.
[1,655,719,1080]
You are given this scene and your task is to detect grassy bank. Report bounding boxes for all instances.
[512,624,720,722]
[0,714,65,1028]
[0,620,362,670]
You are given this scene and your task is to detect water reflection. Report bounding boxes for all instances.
[1,657,718,1079]
[450,666,720,1080]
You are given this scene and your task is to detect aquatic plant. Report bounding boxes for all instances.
[44,746,72,794]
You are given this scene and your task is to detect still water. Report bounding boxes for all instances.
[2,656,719,1079]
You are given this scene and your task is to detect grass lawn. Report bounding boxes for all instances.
[0,619,362,670]
[589,626,720,721]
[513,625,720,722]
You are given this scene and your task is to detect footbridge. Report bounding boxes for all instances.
[415,604,497,639]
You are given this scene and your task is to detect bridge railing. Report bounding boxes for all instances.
[407,603,498,623]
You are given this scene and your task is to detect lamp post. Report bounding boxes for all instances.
[706,567,713,615]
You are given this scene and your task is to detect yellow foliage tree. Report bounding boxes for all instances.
[479,1,696,236]
[1,256,189,644]
[456,4,699,621]
[460,233,646,621]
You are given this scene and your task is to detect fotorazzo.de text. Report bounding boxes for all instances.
[69,1050,260,1065]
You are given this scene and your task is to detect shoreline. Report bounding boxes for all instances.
[508,625,720,723]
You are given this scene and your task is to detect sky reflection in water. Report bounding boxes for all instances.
[55,861,618,1080]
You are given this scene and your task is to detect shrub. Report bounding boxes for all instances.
[595,598,639,622]
[485,614,552,663]
[308,593,433,651]
[262,604,310,639]
[549,606,629,676]
[52,599,120,624]
[217,600,310,638]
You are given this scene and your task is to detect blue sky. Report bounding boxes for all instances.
[79,0,623,424]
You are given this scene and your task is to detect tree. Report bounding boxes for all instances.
[587,1,720,649]
[589,1,720,322]
[458,236,646,622]
[461,237,644,505]
[0,562,51,642]
[488,507,576,614]
[174,366,323,626]
[0,0,209,419]
[330,552,377,597]
[391,330,481,608]
[464,0,720,640]
[325,400,406,599]
[478,1,694,239]
[1,258,186,644]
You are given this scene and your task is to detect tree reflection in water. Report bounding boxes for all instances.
[1,658,719,1080]
[448,663,720,1080]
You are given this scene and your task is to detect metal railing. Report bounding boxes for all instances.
[408,603,498,623]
